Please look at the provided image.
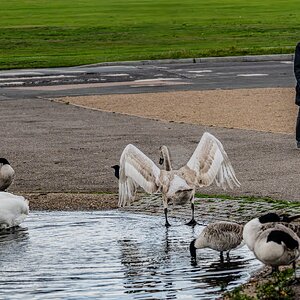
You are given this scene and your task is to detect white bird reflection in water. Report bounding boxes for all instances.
[0,226,29,242]
[0,226,29,257]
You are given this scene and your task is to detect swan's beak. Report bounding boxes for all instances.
[159,157,164,165]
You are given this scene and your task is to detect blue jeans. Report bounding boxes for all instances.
[296,107,300,143]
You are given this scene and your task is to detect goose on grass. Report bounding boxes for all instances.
[0,192,29,229]
[117,132,240,227]
[189,221,244,263]
[0,158,15,191]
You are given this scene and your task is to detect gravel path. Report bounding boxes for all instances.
[120,194,300,225]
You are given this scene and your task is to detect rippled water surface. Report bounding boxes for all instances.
[0,211,262,299]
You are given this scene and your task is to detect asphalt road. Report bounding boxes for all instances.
[1,55,299,202]
[0,54,295,98]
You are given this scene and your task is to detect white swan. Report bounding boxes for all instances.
[243,212,300,251]
[0,192,29,229]
[118,132,240,226]
[253,224,300,273]
[0,158,15,191]
[190,221,244,262]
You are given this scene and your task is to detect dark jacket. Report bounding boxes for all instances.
[294,42,300,105]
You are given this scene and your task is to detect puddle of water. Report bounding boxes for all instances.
[0,211,261,299]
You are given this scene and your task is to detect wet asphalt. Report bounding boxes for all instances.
[0,55,299,202]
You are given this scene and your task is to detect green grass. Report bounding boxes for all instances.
[1,0,300,69]
[194,193,300,208]
[225,269,295,300]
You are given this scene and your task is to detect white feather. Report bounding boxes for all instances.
[118,144,161,207]
[187,132,240,189]
[0,192,29,229]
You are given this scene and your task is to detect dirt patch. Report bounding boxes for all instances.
[56,87,297,134]
[23,192,118,211]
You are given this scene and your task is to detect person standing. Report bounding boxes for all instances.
[294,42,300,148]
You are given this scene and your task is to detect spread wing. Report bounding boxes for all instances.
[118,144,161,207]
[186,132,240,189]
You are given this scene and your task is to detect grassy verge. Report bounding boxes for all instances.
[195,193,300,209]
[225,268,296,300]
[1,0,300,69]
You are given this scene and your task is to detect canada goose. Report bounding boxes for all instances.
[253,224,300,273]
[0,158,15,191]
[190,221,244,263]
[0,192,29,229]
[118,132,240,227]
[243,212,300,251]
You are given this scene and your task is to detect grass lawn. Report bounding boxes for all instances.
[1,0,300,69]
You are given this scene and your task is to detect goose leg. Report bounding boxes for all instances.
[292,261,298,281]
[186,200,197,226]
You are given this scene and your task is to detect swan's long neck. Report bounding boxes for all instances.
[160,146,172,171]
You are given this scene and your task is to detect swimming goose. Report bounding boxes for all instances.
[118,132,240,227]
[0,192,29,229]
[0,158,15,191]
[243,213,300,251]
[253,224,300,273]
[190,221,244,263]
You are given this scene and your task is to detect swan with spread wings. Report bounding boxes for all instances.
[118,132,240,227]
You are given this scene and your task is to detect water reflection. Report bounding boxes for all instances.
[0,226,29,257]
[0,211,261,299]
[117,221,259,299]
[0,226,29,243]
[196,255,250,292]
[118,227,178,299]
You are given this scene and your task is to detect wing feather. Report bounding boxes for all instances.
[118,144,161,207]
[186,132,240,189]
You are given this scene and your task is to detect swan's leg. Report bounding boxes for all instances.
[226,251,231,261]
[220,251,224,263]
[186,198,197,226]
[163,196,171,227]
[164,208,171,227]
